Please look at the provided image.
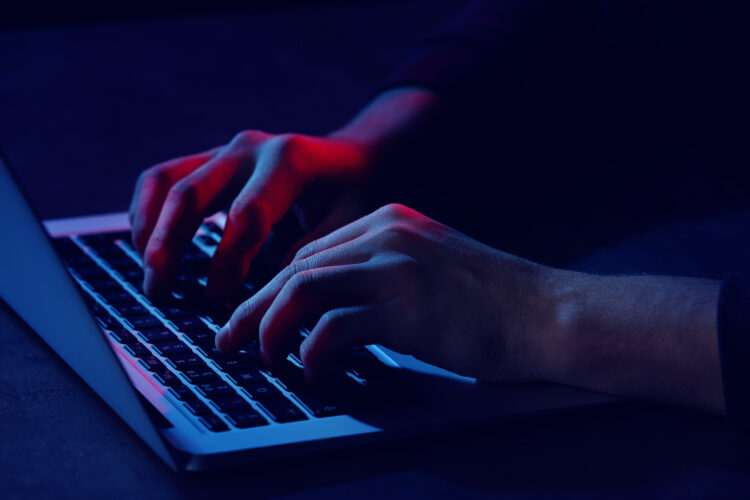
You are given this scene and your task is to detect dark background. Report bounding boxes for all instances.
[2,1,750,498]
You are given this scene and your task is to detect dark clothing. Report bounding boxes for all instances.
[379,1,749,426]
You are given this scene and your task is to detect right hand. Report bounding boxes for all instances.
[128,130,370,300]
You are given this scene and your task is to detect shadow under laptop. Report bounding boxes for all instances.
[172,402,749,498]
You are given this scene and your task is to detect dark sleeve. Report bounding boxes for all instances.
[717,274,750,431]
[380,0,575,101]
[379,0,746,148]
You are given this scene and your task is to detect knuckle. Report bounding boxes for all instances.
[379,203,409,220]
[287,269,316,296]
[293,240,318,262]
[232,129,267,146]
[372,222,418,248]
[268,134,309,170]
[167,180,199,211]
[227,198,268,232]
[141,166,167,187]
[271,133,302,155]
[284,257,312,282]
[144,244,167,269]
[318,309,347,335]
[386,222,415,240]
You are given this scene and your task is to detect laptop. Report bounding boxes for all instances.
[0,152,616,471]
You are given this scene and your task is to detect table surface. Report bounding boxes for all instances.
[2,3,750,498]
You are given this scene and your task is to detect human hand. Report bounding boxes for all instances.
[129,131,369,300]
[215,203,553,382]
[129,88,437,301]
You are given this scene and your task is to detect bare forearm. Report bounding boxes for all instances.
[329,86,439,163]
[533,270,724,414]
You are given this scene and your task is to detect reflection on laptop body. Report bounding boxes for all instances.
[0,153,616,471]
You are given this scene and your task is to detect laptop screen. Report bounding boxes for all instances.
[0,152,177,469]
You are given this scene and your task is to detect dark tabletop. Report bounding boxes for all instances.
[2,2,750,498]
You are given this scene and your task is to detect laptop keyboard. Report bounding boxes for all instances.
[53,224,410,432]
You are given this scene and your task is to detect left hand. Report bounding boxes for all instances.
[216,203,552,382]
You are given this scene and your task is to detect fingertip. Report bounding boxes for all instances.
[215,326,232,352]
[143,267,160,296]
[299,337,319,383]
[259,348,271,369]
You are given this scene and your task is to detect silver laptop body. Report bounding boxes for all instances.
[0,153,616,471]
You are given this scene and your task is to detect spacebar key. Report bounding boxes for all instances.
[258,397,307,423]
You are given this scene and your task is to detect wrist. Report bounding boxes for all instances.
[523,266,591,385]
[328,86,438,163]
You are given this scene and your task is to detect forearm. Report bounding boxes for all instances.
[533,270,724,414]
[329,86,439,165]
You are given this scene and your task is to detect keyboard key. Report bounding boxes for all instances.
[138,355,163,372]
[127,315,162,330]
[225,409,267,429]
[85,277,123,293]
[212,353,259,371]
[101,290,135,304]
[257,398,307,423]
[198,414,229,432]
[171,316,209,332]
[95,314,122,329]
[184,399,214,416]
[112,302,149,318]
[183,329,215,346]
[108,328,139,344]
[208,394,253,412]
[182,368,222,384]
[94,244,130,260]
[124,343,151,357]
[195,381,235,398]
[138,327,177,343]
[80,232,128,248]
[153,370,181,387]
[243,381,283,400]
[165,353,205,370]
[156,305,194,320]
[202,221,224,236]
[119,268,145,285]
[72,265,108,280]
[199,345,225,359]
[293,390,344,418]
[88,301,107,316]
[227,367,266,387]
[53,237,82,256]
[168,384,196,401]
[197,234,218,247]
[151,340,190,356]
[61,254,95,268]
[183,243,208,260]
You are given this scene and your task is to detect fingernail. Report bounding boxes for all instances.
[215,326,231,351]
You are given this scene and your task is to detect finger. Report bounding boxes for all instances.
[129,147,221,255]
[215,242,375,353]
[205,143,304,301]
[142,148,252,295]
[289,203,399,264]
[258,263,382,365]
[282,191,365,266]
[300,304,387,381]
